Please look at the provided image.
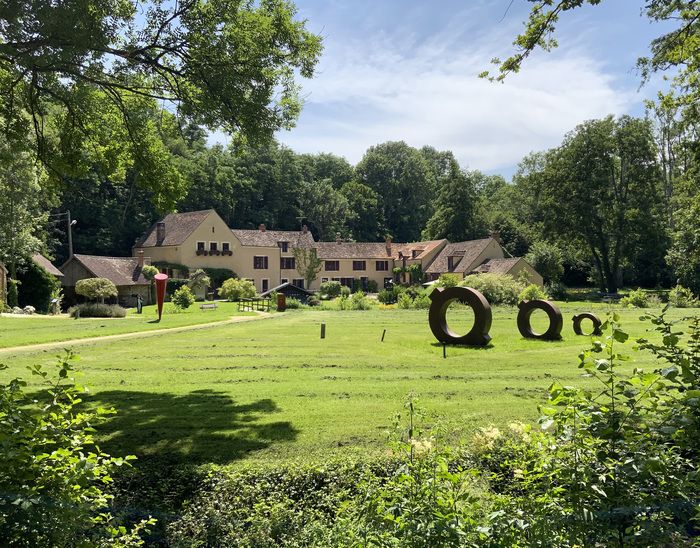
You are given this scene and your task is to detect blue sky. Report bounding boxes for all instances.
[230,1,673,178]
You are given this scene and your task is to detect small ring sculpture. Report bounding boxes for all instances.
[572,312,603,336]
[428,286,492,346]
[517,299,563,340]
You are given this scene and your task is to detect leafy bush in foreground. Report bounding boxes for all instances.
[460,273,525,306]
[0,351,153,546]
[172,285,195,309]
[69,303,126,318]
[219,278,256,301]
[320,280,341,299]
[518,283,547,302]
[75,277,118,303]
[668,284,698,308]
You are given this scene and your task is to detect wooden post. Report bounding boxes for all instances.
[442,342,446,359]
[320,323,326,339]
[381,329,386,342]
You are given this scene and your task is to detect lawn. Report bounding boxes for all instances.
[0,303,696,466]
[0,302,255,348]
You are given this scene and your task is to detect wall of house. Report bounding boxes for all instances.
[508,260,544,287]
[461,239,506,275]
[313,258,395,291]
[117,285,150,308]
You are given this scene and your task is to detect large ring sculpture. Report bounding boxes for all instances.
[517,299,563,340]
[428,286,492,346]
[572,312,602,336]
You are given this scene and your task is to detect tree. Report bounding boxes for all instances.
[187,269,211,294]
[0,0,322,175]
[297,153,354,189]
[525,241,564,284]
[17,260,61,313]
[75,278,118,303]
[341,181,384,242]
[293,247,323,289]
[298,179,349,241]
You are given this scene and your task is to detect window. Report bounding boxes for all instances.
[340,277,354,288]
[281,278,289,284]
[325,260,340,271]
[280,257,295,270]
[261,279,269,292]
[293,278,305,288]
[209,241,218,252]
[222,242,230,252]
[278,241,289,252]
[448,256,459,271]
[254,256,268,269]
[321,277,328,283]
[196,241,205,251]
[376,260,389,271]
[352,260,366,271]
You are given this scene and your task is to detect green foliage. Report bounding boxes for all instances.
[397,292,413,309]
[461,273,525,306]
[341,181,385,241]
[338,291,372,311]
[545,280,568,301]
[0,350,153,545]
[284,298,303,310]
[48,287,63,315]
[166,279,188,298]
[219,278,256,302]
[299,179,349,240]
[367,279,379,293]
[68,303,126,318]
[518,283,548,302]
[7,278,19,308]
[17,259,61,313]
[319,280,342,299]
[186,269,210,293]
[340,285,351,298]
[293,248,323,290]
[172,286,195,310]
[620,288,650,308]
[525,241,564,283]
[436,273,460,288]
[152,262,190,279]
[668,284,698,307]
[307,295,320,307]
[75,277,118,302]
[202,268,237,287]
[141,265,159,281]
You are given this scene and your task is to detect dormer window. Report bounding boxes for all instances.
[448,256,457,271]
[278,241,289,252]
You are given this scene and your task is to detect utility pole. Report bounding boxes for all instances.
[67,210,76,258]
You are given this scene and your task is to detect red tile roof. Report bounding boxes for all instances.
[424,238,493,274]
[231,229,315,248]
[67,255,148,286]
[137,210,214,247]
[471,257,522,275]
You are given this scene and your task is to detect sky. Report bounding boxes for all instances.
[216,1,674,178]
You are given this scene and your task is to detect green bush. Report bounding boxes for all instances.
[460,273,525,306]
[284,297,303,309]
[436,273,460,288]
[340,285,351,298]
[141,264,159,281]
[519,283,548,302]
[525,240,564,283]
[219,278,256,301]
[75,277,118,303]
[397,292,413,309]
[412,292,431,309]
[7,279,18,307]
[545,280,568,300]
[377,288,394,304]
[320,280,342,298]
[620,287,649,308]
[307,295,320,307]
[668,284,698,307]
[17,260,61,313]
[0,351,153,545]
[68,303,126,318]
[202,268,236,287]
[367,280,378,293]
[350,291,371,310]
[166,279,188,298]
[172,285,195,309]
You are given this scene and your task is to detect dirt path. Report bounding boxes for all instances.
[0,312,272,355]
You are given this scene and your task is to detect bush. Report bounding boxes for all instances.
[519,284,548,302]
[320,280,342,298]
[436,273,460,288]
[307,295,320,307]
[75,277,118,303]
[525,240,564,283]
[367,280,378,293]
[340,285,351,298]
[0,351,153,545]
[397,292,413,309]
[412,292,432,309]
[545,280,568,300]
[219,278,256,301]
[202,268,236,287]
[172,285,195,309]
[17,260,61,313]
[166,279,188,298]
[377,288,394,304]
[141,264,159,281]
[668,284,698,307]
[284,297,303,309]
[7,279,18,307]
[350,291,371,310]
[620,287,649,308]
[460,273,525,306]
[68,303,126,318]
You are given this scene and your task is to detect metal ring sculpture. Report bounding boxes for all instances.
[428,286,492,346]
[517,299,563,340]
[572,312,603,336]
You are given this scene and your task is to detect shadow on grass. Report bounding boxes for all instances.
[84,389,298,465]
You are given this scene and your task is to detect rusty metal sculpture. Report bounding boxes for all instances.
[428,286,492,346]
[154,273,168,321]
[517,299,563,340]
[572,312,603,336]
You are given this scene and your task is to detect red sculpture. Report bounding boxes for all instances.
[154,273,168,321]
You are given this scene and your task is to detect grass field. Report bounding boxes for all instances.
[1,303,696,466]
[0,303,255,348]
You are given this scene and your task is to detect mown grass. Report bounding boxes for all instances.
[0,302,255,348]
[0,303,696,466]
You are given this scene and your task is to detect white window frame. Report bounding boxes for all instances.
[221,242,231,252]
[321,277,328,283]
[209,241,218,251]
[196,241,206,251]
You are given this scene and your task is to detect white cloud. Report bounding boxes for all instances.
[275,21,641,174]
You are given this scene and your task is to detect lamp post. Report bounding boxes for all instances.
[49,211,77,258]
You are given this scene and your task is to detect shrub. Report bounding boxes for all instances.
[141,264,159,281]
[17,260,61,313]
[525,240,564,283]
[0,351,153,545]
[412,292,432,309]
[202,268,236,287]
[68,303,126,318]
[377,288,394,304]
[436,273,460,288]
[172,285,195,309]
[397,292,413,309]
[340,285,351,298]
[219,278,256,301]
[307,295,320,307]
[284,297,303,309]
[187,269,210,295]
[166,279,188,298]
[620,287,648,308]
[519,284,547,302]
[668,284,698,307]
[7,279,19,307]
[545,280,568,300]
[350,291,371,310]
[320,280,342,298]
[367,280,378,293]
[460,273,525,306]
[75,277,118,303]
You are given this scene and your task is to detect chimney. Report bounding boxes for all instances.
[137,250,145,268]
[156,222,165,245]
[302,224,308,234]
[385,235,392,256]
[259,223,266,232]
[336,232,342,244]
[489,230,502,244]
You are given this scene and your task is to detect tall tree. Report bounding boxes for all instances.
[298,179,349,241]
[341,181,384,241]
[422,168,483,242]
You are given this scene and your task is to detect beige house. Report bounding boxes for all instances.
[426,237,543,287]
[60,254,150,307]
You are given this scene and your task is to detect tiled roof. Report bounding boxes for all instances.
[315,242,393,259]
[260,281,314,298]
[393,239,447,261]
[32,253,64,277]
[471,257,522,275]
[137,210,213,247]
[424,238,493,274]
[232,229,315,248]
[68,254,148,286]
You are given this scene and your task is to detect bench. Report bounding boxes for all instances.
[200,303,218,310]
